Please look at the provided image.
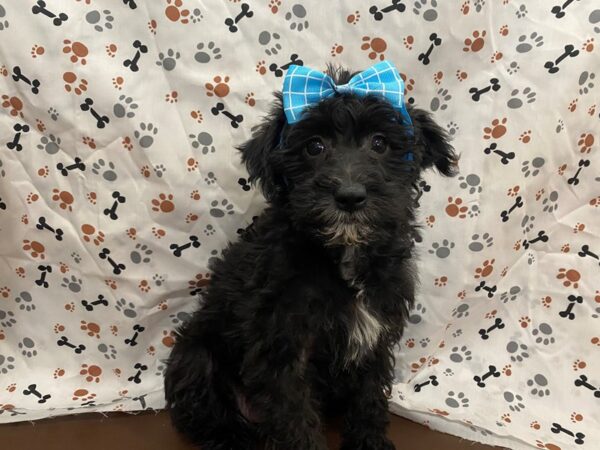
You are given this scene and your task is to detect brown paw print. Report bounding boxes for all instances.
[31,44,45,58]
[112,76,124,90]
[502,364,512,376]
[82,136,96,149]
[568,98,578,112]
[190,109,203,123]
[410,357,427,373]
[425,215,435,227]
[126,228,137,240]
[456,70,468,81]
[361,36,387,60]
[151,193,175,212]
[162,330,177,347]
[157,300,168,311]
[165,0,190,24]
[590,196,600,207]
[405,338,415,348]
[499,25,509,36]
[474,259,495,278]
[109,325,118,336]
[460,1,470,15]
[53,324,65,334]
[457,290,466,299]
[588,105,596,115]
[519,316,531,328]
[21,215,29,225]
[22,240,46,259]
[51,189,74,211]
[105,279,117,289]
[556,268,580,288]
[72,388,96,402]
[501,413,511,423]
[269,0,281,14]
[490,51,503,63]
[53,368,65,379]
[256,60,267,75]
[5,383,16,392]
[592,337,600,346]
[146,346,156,356]
[582,38,594,52]
[330,43,344,57]
[86,192,97,205]
[535,188,545,201]
[80,321,101,338]
[65,302,76,312]
[485,309,497,319]
[403,35,414,50]
[63,72,88,95]
[80,364,102,383]
[165,91,178,103]
[507,185,520,197]
[541,296,552,308]
[139,280,151,293]
[347,10,360,24]
[122,136,133,151]
[81,224,105,246]
[1,95,24,118]
[519,130,531,143]
[152,227,166,239]
[105,43,117,57]
[140,165,151,178]
[577,133,594,153]
[35,119,46,132]
[530,421,541,430]
[573,222,585,233]
[572,359,586,371]
[189,272,211,291]
[148,19,157,34]
[535,440,562,450]
[25,193,39,204]
[205,76,230,97]
[434,276,448,287]
[500,266,509,277]
[483,117,507,139]
[433,71,443,84]
[445,197,468,218]
[244,92,256,106]
[187,158,199,172]
[190,190,201,201]
[0,287,9,298]
[185,213,198,223]
[15,267,26,278]
[63,40,88,65]
[463,30,486,52]
[570,412,583,423]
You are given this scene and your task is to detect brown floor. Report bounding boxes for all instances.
[1,410,500,450]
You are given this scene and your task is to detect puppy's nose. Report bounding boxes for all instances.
[335,183,367,211]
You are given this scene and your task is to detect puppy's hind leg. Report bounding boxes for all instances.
[165,338,255,450]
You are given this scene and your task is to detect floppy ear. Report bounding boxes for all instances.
[409,106,459,176]
[238,92,287,201]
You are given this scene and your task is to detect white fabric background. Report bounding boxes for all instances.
[1,2,599,449]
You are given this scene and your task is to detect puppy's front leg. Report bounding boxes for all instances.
[242,340,327,450]
[340,347,396,450]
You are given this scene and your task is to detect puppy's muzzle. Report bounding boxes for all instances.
[334,183,367,212]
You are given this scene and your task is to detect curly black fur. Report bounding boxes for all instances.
[164,66,458,450]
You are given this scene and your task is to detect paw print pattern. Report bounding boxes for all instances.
[91,159,117,182]
[194,41,222,63]
[190,132,215,154]
[428,240,455,258]
[18,337,37,357]
[97,343,117,360]
[507,88,537,109]
[500,286,521,303]
[532,323,555,345]
[521,157,545,177]
[130,244,152,264]
[285,4,309,31]
[506,341,529,363]
[516,32,544,53]
[408,303,427,324]
[113,95,138,119]
[0,309,17,328]
[452,303,470,318]
[115,298,137,318]
[0,353,16,374]
[445,391,470,408]
[527,374,550,397]
[578,71,596,95]
[61,276,83,293]
[468,233,494,251]
[37,135,61,155]
[458,174,482,194]
[430,88,452,112]
[413,0,438,22]
[258,31,282,56]
[134,123,158,149]
[156,49,180,71]
[210,199,234,218]
[86,10,114,32]
[503,391,526,412]
[15,291,35,311]
[169,311,192,325]
[449,346,472,363]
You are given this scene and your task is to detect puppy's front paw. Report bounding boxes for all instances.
[341,435,396,450]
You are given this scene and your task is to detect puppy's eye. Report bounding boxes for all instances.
[306,138,325,157]
[371,135,387,154]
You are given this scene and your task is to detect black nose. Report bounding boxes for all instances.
[335,184,367,211]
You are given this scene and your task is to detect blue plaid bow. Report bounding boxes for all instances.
[282,61,413,130]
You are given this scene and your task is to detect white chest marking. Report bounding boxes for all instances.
[346,290,385,364]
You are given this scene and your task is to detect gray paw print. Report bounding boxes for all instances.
[521,215,535,234]
[130,243,152,264]
[516,32,543,53]
[506,61,520,75]
[0,309,17,328]
[205,171,217,185]
[115,298,137,318]
[0,159,4,177]
[452,303,470,319]
[61,276,82,293]
[155,363,167,377]
[500,286,521,303]
[419,337,430,348]
[428,239,455,258]
[152,274,165,287]
[258,31,282,56]
[189,8,203,23]
[15,291,35,312]
[113,95,138,119]
[156,49,180,71]
[208,249,221,267]
[190,132,215,154]
[408,303,427,324]
[37,134,61,155]
[285,4,309,31]
[430,88,451,112]
[86,9,114,32]
[515,4,528,18]
[98,343,117,360]
[578,71,595,95]
[443,368,454,377]
[91,159,117,182]
[542,191,559,213]
[507,87,537,109]
[445,391,469,408]
[153,164,167,178]
[527,252,535,265]
[532,323,555,345]
[591,10,600,33]
[195,41,222,63]
[0,4,9,30]
[459,174,482,194]
[170,311,192,325]
[48,107,59,121]
[468,204,480,218]
[450,345,472,363]
[210,199,234,218]
[469,233,494,252]
[135,122,158,148]
[446,121,459,136]
[71,252,82,264]
[204,224,216,236]
[18,337,37,357]
[527,374,550,397]
[474,0,485,12]
[556,119,565,133]
[503,391,525,412]
[452,328,462,338]
[521,157,545,177]
[0,354,16,374]
[413,0,438,22]
[506,341,529,363]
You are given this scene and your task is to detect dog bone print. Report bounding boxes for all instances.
[475,281,497,298]
[36,216,64,241]
[558,294,583,320]
[469,78,501,102]
[57,335,86,354]
[574,374,600,398]
[170,235,201,257]
[369,0,406,21]
[211,102,243,128]
[12,66,41,94]
[57,157,86,176]
[500,196,524,222]
[123,40,148,72]
[35,265,52,288]
[567,159,591,186]
[103,191,126,220]
[269,54,304,77]
[522,230,548,249]
[550,422,585,445]
[473,365,501,388]
[551,0,580,19]
[418,33,442,65]
[478,317,505,340]
[124,324,145,346]
[6,123,30,151]
[578,244,600,266]
[127,362,148,384]
[544,44,579,74]
[23,384,51,404]
[99,248,126,275]
[80,98,110,129]
[31,0,68,26]
[484,143,515,165]
[414,375,439,392]
[225,3,253,33]
[81,295,109,311]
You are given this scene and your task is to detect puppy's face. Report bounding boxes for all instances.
[240,68,457,246]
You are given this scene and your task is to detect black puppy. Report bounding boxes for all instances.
[165,65,457,450]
